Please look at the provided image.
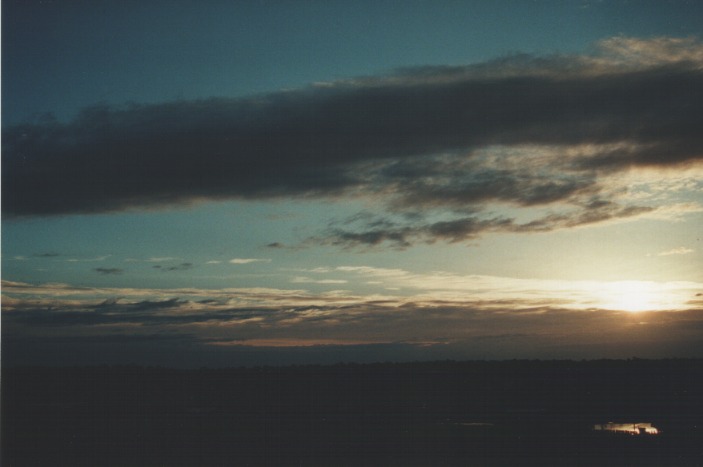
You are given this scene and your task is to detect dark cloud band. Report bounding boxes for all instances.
[4,38,702,218]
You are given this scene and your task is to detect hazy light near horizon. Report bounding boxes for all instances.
[590,281,686,312]
[2,275,698,314]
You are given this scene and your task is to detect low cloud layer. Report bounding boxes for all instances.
[4,37,702,248]
[3,278,703,366]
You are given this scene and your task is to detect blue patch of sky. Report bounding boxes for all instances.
[5,0,702,124]
[2,198,359,287]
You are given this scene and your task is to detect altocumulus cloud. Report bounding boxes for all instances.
[4,37,702,245]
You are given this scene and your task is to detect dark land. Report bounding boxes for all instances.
[3,359,703,466]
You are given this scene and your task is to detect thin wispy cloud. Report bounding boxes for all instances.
[291,276,348,285]
[153,262,194,272]
[311,201,655,249]
[658,247,694,256]
[94,267,123,275]
[124,257,178,263]
[229,258,271,264]
[34,252,60,258]
[66,255,111,262]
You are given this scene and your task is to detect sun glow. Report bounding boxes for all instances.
[595,281,664,312]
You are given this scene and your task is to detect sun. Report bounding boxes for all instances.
[596,281,659,313]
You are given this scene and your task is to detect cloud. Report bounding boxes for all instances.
[291,276,348,285]
[313,202,655,249]
[658,247,694,256]
[4,280,703,366]
[5,271,699,315]
[229,258,271,264]
[4,36,702,222]
[0,279,317,304]
[93,267,123,275]
[3,276,702,366]
[596,36,703,67]
[153,262,193,271]
[34,252,60,258]
[207,338,376,348]
[66,255,111,262]
[145,257,178,262]
[375,156,600,210]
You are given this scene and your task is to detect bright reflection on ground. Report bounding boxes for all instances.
[594,422,659,435]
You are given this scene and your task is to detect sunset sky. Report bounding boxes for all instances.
[3,0,702,367]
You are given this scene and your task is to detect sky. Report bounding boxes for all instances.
[3,0,703,367]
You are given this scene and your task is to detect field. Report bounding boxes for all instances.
[3,359,702,466]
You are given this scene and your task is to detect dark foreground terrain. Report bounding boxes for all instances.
[3,359,703,466]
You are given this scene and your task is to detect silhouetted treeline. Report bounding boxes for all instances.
[3,359,703,466]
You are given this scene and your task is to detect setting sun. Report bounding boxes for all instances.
[596,281,661,312]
